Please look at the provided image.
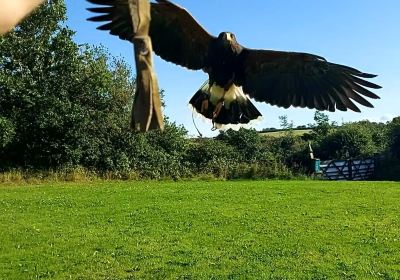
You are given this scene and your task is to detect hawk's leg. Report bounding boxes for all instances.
[201,84,211,113]
[212,79,233,127]
[213,98,225,119]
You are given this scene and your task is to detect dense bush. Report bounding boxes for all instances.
[307,112,388,160]
[374,117,400,181]
[217,128,262,163]
[186,138,237,177]
[317,123,379,159]
[388,117,400,159]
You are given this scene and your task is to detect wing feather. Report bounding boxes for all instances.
[150,0,215,69]
[87,0,215,70]
[235,49,381,112]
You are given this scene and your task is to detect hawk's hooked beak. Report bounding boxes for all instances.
[221,32,234,48]
[223,33,232,42]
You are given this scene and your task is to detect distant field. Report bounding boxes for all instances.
[260,129,312,137]
[1,180,399,279]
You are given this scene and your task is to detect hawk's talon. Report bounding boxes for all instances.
[211,119,217,131]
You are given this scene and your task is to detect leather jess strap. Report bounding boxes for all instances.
[129,0,164,132]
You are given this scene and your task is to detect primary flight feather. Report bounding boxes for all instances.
[87,0,381,129]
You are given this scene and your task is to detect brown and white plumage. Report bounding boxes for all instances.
[87,0,381,127]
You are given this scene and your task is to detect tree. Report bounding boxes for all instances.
[1,0,72,167]
[310,111,335,139]
[279,115,293,130]
[389,117,400,159]
[0,0,136,169]
[0,117,15,149]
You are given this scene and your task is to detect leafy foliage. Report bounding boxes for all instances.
[316,121,387,159]
[310,111,336,140]
[389,117,400,159]
[217,128,262,163]
[0,117,15,149]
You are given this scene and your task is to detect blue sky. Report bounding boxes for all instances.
[66,0,400,136]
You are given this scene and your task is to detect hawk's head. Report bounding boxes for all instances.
[218,32,237,44]
[218,32,242,54]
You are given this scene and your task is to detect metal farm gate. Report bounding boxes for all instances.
[319,158,376,180]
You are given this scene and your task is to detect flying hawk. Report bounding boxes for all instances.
[87,0,381,129]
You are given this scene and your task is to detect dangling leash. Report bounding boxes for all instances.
[192,111,203,138]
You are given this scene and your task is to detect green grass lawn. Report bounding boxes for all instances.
[0,180,399,279]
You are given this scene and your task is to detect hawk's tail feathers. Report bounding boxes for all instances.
[189,80,263,130]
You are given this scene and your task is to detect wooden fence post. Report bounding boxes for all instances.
[128,0,164,132]
[348,159,353,180]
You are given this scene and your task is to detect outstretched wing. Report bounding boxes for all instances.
[235,49,381,112]
[87,0,132,41]
[87,0,215,70]
[149,0,215,69]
